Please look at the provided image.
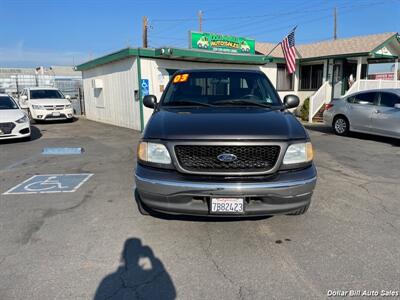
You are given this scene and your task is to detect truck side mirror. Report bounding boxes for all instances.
[283,95,300,109]
[21,95,28,101]
[143,95,157,109]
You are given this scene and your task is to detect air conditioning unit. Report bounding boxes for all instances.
[92,79,103,89]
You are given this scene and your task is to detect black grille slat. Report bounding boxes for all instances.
[175,145,280,173]
[0,122,16,134]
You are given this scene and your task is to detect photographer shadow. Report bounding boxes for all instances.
[94,238,176,300]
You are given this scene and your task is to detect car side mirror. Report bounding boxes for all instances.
[283,95,300,109]
[394,103,400,109]
[143,95,157,109]
[65,95,71,100]
[21,95,28,101]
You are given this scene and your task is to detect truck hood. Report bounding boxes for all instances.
[29,98,70,106]
[143,107,308,140]
[0,109,26,122]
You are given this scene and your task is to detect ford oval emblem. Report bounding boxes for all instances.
[217,153,237,162]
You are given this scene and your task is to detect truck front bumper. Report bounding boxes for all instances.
[135,164,317,217]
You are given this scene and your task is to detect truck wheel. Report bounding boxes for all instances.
[287,203,310,215]
[135,190,150,216]
[333,116,349,136]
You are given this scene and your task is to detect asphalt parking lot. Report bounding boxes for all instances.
[1,118,399,299]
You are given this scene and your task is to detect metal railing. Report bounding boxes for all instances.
[308,81,331,123]
[345,79,400,96]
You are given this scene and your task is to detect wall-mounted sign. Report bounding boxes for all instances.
[189,31,255,54]
[141,79,149,96]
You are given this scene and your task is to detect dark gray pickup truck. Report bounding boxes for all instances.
[135,69,316,217]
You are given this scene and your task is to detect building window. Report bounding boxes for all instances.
[276,64,294,91]
[300,64,324,90]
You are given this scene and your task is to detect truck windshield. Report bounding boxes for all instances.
[30,89,64,99]
[162,71,282,107]
[0,96,18,110]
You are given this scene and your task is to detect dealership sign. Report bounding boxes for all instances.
[190,31,255,54]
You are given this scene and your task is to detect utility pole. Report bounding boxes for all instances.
[142,16,148,48]
[333,7,337,40]
[198,10,203,32]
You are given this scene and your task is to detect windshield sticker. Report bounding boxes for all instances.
[173,74,189,83]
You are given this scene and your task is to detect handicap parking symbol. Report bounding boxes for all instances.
[141,79,149,96]
[3,174,93,195]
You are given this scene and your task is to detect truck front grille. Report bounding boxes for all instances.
[174,145,280,174]
[0,122,16,134]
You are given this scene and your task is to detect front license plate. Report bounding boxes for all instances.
[211,197,244,214]
[52,112,61,117]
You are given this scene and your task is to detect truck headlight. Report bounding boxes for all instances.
[15,115,29,123]
[138,142,172,165]
[65,104,72,109]
[32,105,44,110]
[283,142,313,165]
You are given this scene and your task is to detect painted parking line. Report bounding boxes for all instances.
[2,174,93,195]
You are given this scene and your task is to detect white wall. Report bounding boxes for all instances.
[82,57,141,130]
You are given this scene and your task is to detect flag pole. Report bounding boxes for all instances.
[265,42,281,57]
[265,26,297,57]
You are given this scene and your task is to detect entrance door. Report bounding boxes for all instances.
[332,62,342,98]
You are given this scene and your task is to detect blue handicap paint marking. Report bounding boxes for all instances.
[42,147,84,155]
[3,174,93,195]
[141,79,149,96]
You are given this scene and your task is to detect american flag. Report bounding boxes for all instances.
[281,28,296,74]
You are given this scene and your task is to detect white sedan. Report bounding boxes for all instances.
[0,94,31,141]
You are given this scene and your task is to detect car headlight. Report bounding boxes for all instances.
[15,115,29,124]
[138,142,172,165]
[32,104,44,110]
[65,104,72,109]
[282,142,313,165]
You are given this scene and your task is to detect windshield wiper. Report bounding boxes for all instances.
[164,100,215,107]
[213,99,275,108]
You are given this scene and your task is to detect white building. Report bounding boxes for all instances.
[77,32,400,130]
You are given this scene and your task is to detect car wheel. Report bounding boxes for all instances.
[287,203,310,215]
[135,190,150,216]
[333,116,349,136]
[28,110,36,124]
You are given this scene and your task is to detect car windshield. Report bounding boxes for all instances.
[0,96,18,110]
[161,71,282,107]
[30,89,64,99]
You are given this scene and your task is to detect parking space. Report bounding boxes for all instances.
[0,119,399,299]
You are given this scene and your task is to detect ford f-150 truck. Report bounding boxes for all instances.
[135,69,317,217]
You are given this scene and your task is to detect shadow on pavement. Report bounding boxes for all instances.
[305,124,400,146]
[94,238,176,300]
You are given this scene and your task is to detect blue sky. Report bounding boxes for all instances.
[0,0,399,67]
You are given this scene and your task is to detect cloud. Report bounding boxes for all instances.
[0,44,91,67]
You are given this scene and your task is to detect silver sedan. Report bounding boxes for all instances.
[323,89,400,139]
